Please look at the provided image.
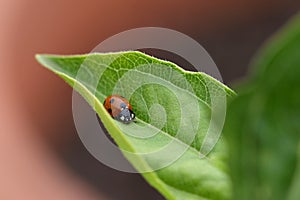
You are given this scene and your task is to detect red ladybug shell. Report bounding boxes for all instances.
[103,95,135,123]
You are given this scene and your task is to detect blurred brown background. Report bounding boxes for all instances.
[1,0,300,199]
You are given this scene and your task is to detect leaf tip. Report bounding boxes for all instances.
[35,54,48,65]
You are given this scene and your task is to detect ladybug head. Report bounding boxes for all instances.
[115,108,135,124]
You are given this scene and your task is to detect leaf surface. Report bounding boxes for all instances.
[36,51,235,200]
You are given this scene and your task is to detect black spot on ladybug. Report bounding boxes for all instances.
[107,108,112,113]
[120,102,126,109]
[110,98,115,104]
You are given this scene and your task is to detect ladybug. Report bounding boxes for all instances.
[103,95,135,124]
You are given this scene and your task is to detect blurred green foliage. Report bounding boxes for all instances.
[225,13,300,200]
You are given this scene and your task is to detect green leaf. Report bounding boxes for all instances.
[36,51,235,200]
[224,13,300,200]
